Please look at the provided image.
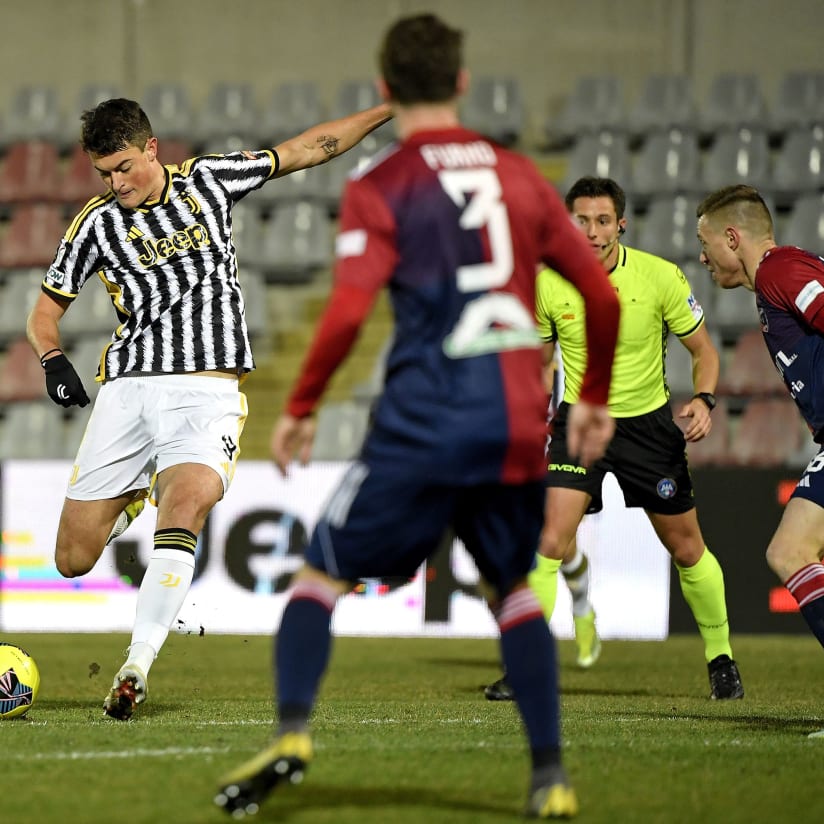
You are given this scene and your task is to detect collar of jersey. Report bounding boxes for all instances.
[608,244,627,275]
[131,166,174,213]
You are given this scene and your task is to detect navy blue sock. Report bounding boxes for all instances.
[275,580,337,726]
[786,564,824,649]
[800,600,824,649]
[497,588,561,769]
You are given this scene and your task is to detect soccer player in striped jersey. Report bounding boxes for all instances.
[214,14,620,821]
[697,186,824,733]
[25,95,392,720]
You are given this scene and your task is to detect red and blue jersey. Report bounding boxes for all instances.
[287,127,618,483]
[756,246,824,441]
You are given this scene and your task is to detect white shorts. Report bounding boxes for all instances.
[67,374,248,501]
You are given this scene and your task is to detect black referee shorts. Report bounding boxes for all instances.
[547,401,696,515]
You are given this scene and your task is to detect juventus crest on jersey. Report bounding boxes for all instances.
[42,151,277,380]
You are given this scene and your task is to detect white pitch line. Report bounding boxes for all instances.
[9,746,230,761]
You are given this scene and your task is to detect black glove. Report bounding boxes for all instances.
[42,353,90,408]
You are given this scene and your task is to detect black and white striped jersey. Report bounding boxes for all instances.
[42,150,278,380]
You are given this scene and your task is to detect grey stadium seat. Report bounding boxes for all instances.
[628,74,697,141]
[700,73,767,137]
[630,128,702,203]
[461,75,525,147]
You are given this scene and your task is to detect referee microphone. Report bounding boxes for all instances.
[599,225,625,252]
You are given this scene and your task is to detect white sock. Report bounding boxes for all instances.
[125,547,195,676]
[562,549,593,617]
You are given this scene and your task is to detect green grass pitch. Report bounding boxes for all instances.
[0,632,822,824]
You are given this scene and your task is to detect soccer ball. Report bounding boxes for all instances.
[0,642,40,719]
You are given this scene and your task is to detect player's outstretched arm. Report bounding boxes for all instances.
[273,103,393,177]
[271,413,317,477]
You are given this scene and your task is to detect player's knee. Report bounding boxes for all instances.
[55,542,96,578]
[538,529,567,561]
[765,541,791,580]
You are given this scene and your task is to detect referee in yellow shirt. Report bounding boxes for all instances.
[486,177,744,702]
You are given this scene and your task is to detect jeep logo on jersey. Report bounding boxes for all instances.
[130,223,211,267]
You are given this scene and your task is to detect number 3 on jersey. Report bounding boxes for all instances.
[439,168,539,358]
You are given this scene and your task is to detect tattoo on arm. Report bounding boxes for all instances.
[318,135,339,156]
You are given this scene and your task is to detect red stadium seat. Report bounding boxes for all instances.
[0,140,61,206]
[57,144,106,209]
[727,398,804,467]
[0,337,48,402]
[719,329,785,396]
[0,204,65,269]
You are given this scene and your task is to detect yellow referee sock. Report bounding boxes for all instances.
[528,554,563,623]
[676,547,733,662]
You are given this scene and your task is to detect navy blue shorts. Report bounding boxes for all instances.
[304,459,544,597]
[791,445,824,507]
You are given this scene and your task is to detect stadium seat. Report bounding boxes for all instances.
[700,73,767,137]
[231,200,265,270]
[65,335,111,400]
[158,139,194,167]
[635,194,700,262]
[57,144,106,208]
[257,201,333,283]
[772,125,824,208]
[769,70,824,136]
[142,82,195,141]
[679,395,730,467]
[59,83,121,150]
[718,328,784,396]
[561,130,632,192]
[461,75,525,147]
[331,79,380,119]
[700,126,771,192]
[0,270,45,343]
[0,141,62,208]
[246,161,330,210]
[63,404,93,456]
[193,82,259,151]
[665,326,722,398]
[324,134,390,213]
[59,280,119,340]
[311,401,370,461]
[329,80,395,149]
[0,85,62,147]
[681,260,717,317]
[0,204,65,269]
[628,74,697,141]
[727,398,804,467]
[257,81,326,147]
[712,286,759,342]
[0,401,67,459]
[546,74,626,147]
[782,192,824,254]
[630,128,702,204]
[0,337,47,402]
[238,269,268,339]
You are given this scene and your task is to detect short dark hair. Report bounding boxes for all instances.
[80,98,153,156]
[696,184,773,231]
[564,177,626,219]
[379,14,463,104]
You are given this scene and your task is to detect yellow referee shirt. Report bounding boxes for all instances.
[536,244,704,417]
